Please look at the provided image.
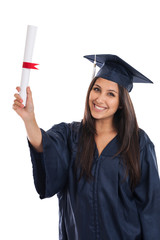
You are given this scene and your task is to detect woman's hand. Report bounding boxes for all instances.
[13,86,35,123]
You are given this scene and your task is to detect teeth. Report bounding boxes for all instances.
[94,104,105,110]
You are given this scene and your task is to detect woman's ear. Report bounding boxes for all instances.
[119,105,123,109]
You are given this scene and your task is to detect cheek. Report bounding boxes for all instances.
[110,99,120,110]
[89,91,95,102]
[88,93,93,108]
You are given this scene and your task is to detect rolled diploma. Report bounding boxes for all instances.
[20,25,37,106]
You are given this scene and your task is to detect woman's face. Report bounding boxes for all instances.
[89,78,120,123]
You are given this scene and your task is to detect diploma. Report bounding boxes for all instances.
[20,25,38,106]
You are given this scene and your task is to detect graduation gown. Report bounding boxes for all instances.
[28,121,160,240]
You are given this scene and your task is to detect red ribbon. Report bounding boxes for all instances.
[22,62,39,70]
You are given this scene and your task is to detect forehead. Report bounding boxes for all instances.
[95,78,119,91]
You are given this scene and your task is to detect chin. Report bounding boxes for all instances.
[91,113,106,120]
[91,112,115,122]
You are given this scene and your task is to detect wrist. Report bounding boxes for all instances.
[23,113,36,126]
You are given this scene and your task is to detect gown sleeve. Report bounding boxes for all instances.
[28,122,71,199]
[133,133,160,239]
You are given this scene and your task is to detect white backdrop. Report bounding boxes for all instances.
[1,0,160,239]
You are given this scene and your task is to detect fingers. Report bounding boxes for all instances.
[12,103,22,111]
[13,86,33,111]
[14,93,23,102]
[13,86,24,109]
[13,99,24,108]
[12,104,17,110]
[16,86,21,92]
[26,86,34,104]
[26,86,32,98]
[12,103,23,111]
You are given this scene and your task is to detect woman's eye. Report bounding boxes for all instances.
[108,92,115,97]
[93,87,100,92]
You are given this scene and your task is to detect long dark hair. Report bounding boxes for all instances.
[74,77,141,191]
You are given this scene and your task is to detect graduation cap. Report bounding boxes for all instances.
[84,54,153,92]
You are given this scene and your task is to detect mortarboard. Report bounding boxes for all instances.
[84,54,153,92]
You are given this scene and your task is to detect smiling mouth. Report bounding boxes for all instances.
[94,104,107,111]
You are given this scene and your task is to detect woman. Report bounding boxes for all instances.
[13,54,160,240]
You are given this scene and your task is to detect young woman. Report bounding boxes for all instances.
[13,54,160,240]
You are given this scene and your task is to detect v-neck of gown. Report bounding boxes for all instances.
[94,134,119,158]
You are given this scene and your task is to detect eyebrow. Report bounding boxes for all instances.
[94,84,118,94]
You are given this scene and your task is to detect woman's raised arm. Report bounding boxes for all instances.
[13,86,43,152]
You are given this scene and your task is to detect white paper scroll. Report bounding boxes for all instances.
[20,25,38,106]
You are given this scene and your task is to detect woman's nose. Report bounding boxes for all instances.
[96,93,106,103]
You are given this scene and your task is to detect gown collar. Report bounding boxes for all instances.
[94,134,120,158]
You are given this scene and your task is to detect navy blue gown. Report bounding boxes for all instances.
[28,121,160,240]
